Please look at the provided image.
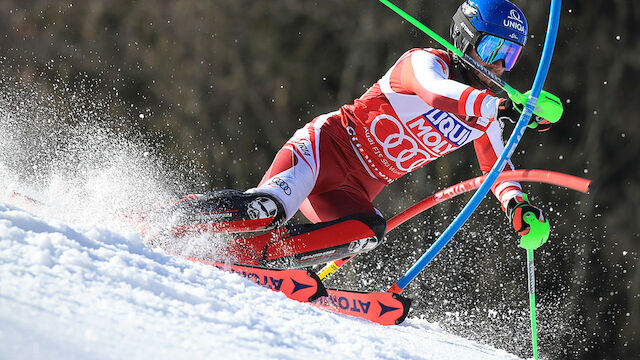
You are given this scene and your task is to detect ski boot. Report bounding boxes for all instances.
[171,190,286,236]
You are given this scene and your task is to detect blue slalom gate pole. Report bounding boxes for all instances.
[388,0,562,294]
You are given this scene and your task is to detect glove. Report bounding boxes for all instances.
[505,194,550,250]
[496,98,521,123]
[497,98,552,132]
[528,115,552,132]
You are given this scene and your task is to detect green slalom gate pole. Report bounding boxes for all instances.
[378,0,563,125]
[526,249,539,360]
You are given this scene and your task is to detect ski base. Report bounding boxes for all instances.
[311,288,412,325]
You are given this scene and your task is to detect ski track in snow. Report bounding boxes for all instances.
[0,201,523,360]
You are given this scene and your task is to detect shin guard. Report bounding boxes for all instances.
[223,213,386,268]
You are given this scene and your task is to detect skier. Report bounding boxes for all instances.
[173,0,552,268]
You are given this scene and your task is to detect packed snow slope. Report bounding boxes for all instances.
[0,200,523,360]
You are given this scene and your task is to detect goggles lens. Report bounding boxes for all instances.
[476,35,522,71]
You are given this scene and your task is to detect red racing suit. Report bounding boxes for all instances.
[248,48,523,224]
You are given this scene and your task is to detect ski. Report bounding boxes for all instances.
[312,288,412,326]
[185,257,412,325]
[9,192,42,205]
[184,257,327,302]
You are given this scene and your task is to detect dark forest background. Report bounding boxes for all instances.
[0,1,638,359]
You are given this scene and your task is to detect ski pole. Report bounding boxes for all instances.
[519,209,549,360]
[318,169,589,281]
[378,0,563,125]
[526,248,540,360]
[386,0,562,295]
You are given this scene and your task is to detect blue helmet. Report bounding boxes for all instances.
[450,0,528,70]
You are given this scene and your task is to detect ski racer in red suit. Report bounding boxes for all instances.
[174,0,552,268]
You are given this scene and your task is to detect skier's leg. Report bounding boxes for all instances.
[247,114,338,222]
[219,121,390,266]
[171,113,336,235]
[289,186,387,266]
[221,211,386,267]
[223,186,388,267]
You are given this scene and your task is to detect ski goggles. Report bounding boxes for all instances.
[475,35,523,71]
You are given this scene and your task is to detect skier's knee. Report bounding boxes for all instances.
[345,213,386,254]
[354,212,387,242]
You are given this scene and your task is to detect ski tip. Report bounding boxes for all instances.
[393,294,413,325]
[313,288,412,326]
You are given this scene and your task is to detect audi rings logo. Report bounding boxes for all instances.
[270,177,292,196]
[370,114,432,172]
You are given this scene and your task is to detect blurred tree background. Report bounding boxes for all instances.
[0,1,638,358]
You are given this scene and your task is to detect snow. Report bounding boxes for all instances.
[0,200,524,360]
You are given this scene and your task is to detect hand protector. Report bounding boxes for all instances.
[497,98,552,132]
[505,194,550,250]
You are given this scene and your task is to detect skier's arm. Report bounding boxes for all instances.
[473,121,523,209]
[394,49,500,119]
[474,122,550,247]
